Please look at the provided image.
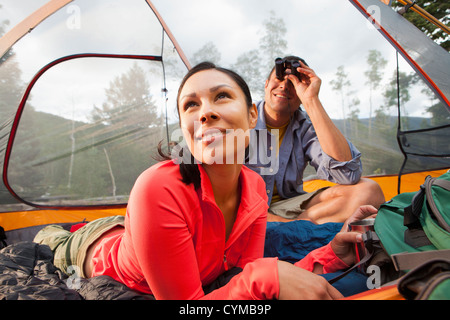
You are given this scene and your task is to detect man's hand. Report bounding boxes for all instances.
[286,61,322,103]
[330,205,378,266]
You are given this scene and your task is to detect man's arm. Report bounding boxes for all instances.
[287,63,352,162]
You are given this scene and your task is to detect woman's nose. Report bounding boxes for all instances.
[199,104,220,123]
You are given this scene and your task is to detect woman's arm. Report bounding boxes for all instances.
[127,166,278,300]
[129,172,205,299]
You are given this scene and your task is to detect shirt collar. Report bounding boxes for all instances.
[254,100,305,131]
[255,101,268,130]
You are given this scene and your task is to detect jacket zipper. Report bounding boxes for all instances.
[223,254,229,271]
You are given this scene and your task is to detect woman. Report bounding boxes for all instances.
[35,62,375,300]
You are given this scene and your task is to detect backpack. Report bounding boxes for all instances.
[397,258,450,300]
[374,170,450,299]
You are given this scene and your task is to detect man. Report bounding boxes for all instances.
[246,56,385,224]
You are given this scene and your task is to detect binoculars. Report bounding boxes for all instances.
[275,57,301,80]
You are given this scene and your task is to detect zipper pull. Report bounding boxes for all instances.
[223,254,229,271]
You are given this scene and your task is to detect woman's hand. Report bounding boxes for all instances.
[277,260,343,300]
[330,205,378,266]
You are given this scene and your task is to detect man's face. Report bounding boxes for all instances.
[264,69,301,117]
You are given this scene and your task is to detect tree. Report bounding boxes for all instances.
[231,11,289,100]
[0,11,22,119]
[422,86,450,126]
[231,49,264,99]
[329,65,352,136]
[191,41,221,66]
[0,6,12,64]
[392,0,450,51]
[91,63,159,129]
[0,53,24,120]
[88,63,161,198]
[259,10,288,68]
[0,11,43,204]
[364,50,387,137]
[187,11,290,102]
[382,70,419,130]
[347,97,361,139]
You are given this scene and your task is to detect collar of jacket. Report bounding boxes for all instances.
[196,163,268,247]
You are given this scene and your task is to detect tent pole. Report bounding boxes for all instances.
[396,0,450,35]
[0,0,73,59]
[145,0,191,70]
[395,51,407,194]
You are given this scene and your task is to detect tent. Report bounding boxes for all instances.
[0,0,449,300]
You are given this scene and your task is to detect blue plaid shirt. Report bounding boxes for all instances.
[246,100,362,205]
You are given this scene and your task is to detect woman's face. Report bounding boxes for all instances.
[178,69,257,165]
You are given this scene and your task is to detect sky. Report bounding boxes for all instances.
[150,0,403,118]
[0,0,436,122]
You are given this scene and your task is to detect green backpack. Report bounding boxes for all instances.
[374,170,450,300]
[375,171,450,255]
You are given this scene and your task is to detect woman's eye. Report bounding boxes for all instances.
[216,92,231,101]
[184,101,197,110]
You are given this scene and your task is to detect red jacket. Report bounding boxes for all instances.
[91,160,347,299]
[91,160,279,299]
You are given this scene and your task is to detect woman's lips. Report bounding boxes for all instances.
[195,127,227,143]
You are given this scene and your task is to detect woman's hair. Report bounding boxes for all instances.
[157,62,253,189]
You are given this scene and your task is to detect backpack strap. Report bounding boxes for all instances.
[392,249,450,271]
[403,176,433,248]
[397,258,450,300]
[327,230,379,285]
[403,175,450,248]
[425,178,450,233]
